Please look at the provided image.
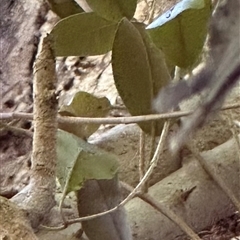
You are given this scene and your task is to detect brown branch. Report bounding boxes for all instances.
[11,35,58,228]
[139,130,146,184]
[1,102,239,125]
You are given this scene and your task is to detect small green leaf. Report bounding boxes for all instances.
[59,91,111,139]
[147,0,212,68]
[47,0,84,18]
[85,0,137,22]
[112,19,170,134]
[50,12,118,56]
[57,130,119,194]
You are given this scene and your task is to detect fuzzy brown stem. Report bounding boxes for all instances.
[11,35,58,229]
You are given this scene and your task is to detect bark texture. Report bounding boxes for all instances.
[11,36,58,228]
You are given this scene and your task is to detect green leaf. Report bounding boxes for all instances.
[85,0,137,22]
[47,0,84,18]
[56,130,119,194]
[147,0,212,68]
[59,91,111,139]
[50,12,118,56]
[112,19,170,134]
[133,23,171,96]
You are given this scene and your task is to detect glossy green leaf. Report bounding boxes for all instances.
[47,0,84,18]
[58,91,111,139]
[56,130,119,194]
[50,12,118,56]
[112,19,170,134]
[147,0,212,68]
[85,0,137,22]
